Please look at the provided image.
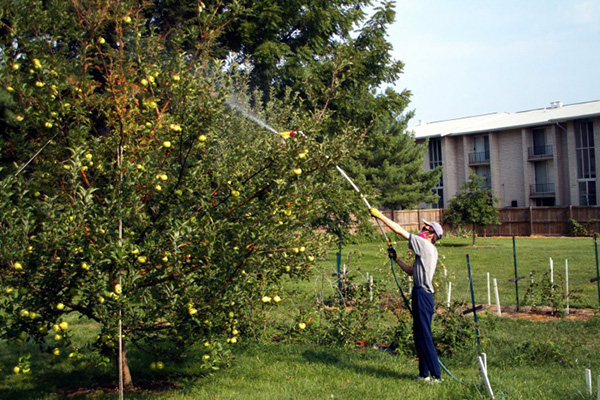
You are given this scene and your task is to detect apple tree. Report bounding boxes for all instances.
[0,0,363,386]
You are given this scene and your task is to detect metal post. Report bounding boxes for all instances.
[466,255,481,348]
[513,236,520,311]
[595,234,600,307]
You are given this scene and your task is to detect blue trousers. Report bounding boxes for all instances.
[412,287,441,379]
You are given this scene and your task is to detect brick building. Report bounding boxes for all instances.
[410,100,600,209]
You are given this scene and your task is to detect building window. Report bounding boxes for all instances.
[473,165,491,189]
[575,120,596,205]
[429,138,443,208]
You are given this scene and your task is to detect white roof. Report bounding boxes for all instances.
[409,100,600,139]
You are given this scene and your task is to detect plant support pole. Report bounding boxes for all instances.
[512,236,520,311]
[595,234,600,307]
[466,255,481,348]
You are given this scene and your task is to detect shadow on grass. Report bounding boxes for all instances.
[301,349,415,381]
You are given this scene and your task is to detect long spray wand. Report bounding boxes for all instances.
[225,98,412,310]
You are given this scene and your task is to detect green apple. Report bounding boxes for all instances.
[98,37,106,44]
[123,16,132,24]
[114,284,122,294]
[141,78,149,86]
[81,262,90,270]
[202,354,210,360]
[19,309,29,318]
[163,141,171,148]
[13,366,20,374]
[54,334,62,341]
[273,295,281,303]
[293,168,302,175]
[56,303,65,310]
[298,322,306,330]
[14,262,23,271]
[261,296,272,303]
[59,321,68,330]
[53,348,60,356]
[156,361,164,370]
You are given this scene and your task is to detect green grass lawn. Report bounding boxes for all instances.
[1,237,599,399]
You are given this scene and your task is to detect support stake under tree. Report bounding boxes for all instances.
[509,236,524,311]
[593,234,600,308]
[463,255,482,350]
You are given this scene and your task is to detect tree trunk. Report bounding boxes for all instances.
[472,223,476,245]
[120,346,133,389]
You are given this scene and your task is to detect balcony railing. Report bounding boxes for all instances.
[528,145,553,160]
[468,151,490,165]
[530,183,555,197]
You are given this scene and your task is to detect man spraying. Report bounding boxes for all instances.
[369,209,443,382]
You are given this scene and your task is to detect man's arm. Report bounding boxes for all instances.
[394,257,413,276]
[369,208,410,240]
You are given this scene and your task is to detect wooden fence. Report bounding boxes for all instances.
[379,206,600,237]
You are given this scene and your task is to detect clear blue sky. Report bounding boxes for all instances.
[388,0,600,124]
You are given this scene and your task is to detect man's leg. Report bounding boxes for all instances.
[413,287,441,379]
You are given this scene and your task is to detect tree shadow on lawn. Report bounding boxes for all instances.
[301,349,414,381]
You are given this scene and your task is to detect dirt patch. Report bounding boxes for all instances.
[59,379,180,397]
[481,304,598,321]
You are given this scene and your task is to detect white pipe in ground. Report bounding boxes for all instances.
[487,272,491,306]
[565,259,569,315]
[478,356,494,399]
[493,278,501,317]
[587,369,593,396]
[446,282,452,308]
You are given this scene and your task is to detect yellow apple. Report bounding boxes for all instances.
[293,168,302,175]
[261,296,272,303]
[13,366,20,374]
[98,37,106,44]
[53,348,60,356]
[298,322,306,330]
[163,141,171,148]
[14,262,23,271]
[273,295,281,303]
[59,321,68,330]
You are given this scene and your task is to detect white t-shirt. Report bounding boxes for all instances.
[408,234,438,294]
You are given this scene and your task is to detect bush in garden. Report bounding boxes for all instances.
[0,0,363,385]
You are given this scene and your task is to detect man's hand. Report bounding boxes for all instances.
[387,246,397,261]
[369,208,383,219]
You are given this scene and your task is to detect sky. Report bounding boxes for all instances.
[387,1,600,125]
